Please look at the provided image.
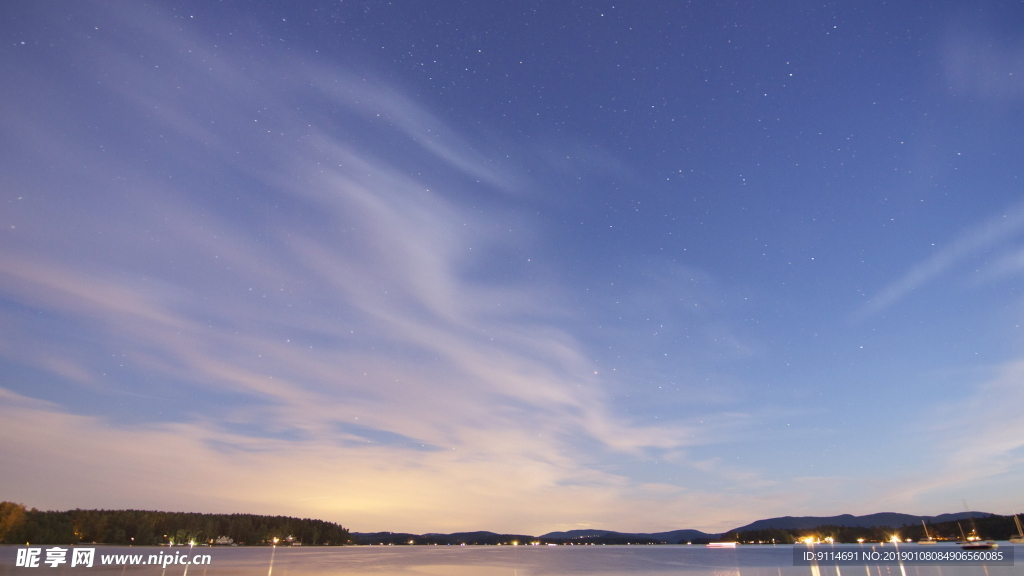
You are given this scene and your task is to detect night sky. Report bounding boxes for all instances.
[2,1,1024,534]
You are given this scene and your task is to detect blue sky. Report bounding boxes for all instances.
[2,1,1024,534]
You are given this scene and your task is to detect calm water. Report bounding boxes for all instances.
[1,544,1019,576]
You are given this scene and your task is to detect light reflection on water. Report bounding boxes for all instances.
[1,545,1018,576]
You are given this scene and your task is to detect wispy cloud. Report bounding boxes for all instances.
[973,246,1024,285]
[869,360,1024,513]
[0,2,781,533]
[307,70,526,194]
[944,29,1024,101]
[857,202,1024,318]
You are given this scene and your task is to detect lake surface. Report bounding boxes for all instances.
[1,544,1018,576]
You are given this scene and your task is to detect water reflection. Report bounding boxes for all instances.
[0,545,1018,576]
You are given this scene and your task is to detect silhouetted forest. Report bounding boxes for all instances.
[0,502,350,545]
[3,500,1019,547]
[719,514,1023,544]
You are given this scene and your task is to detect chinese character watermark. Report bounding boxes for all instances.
[16,548,41,568]
[71,548,95,568]
[15,547,96,568]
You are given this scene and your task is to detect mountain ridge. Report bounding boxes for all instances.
[727,511,993,533]
[538,528,711,542]
[354,511,998,544]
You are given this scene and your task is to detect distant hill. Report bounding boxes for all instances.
[647,529,715,543]
[540,529,614,539]
[352,531,534,545]
[539,529,712,543]
[353,528,709,545]
[356,512,1002,546]
[729,511,992,532]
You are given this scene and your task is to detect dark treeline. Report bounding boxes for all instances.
[720,514,1022,544]
[715,527,797,544]
[0,502,350,546]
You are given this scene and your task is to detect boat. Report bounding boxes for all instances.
[956,504,997,549]
[1010,514,1024,544]
[960,539,997,549]
[706,542,737,548]
[956,521,997,549]
[918,520,937,545]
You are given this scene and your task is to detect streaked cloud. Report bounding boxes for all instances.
[944,29,1024,100]
[874,359,1024,513]
[5,0,1024,535]
[857,202,1024,318]
[0,2,760,532]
